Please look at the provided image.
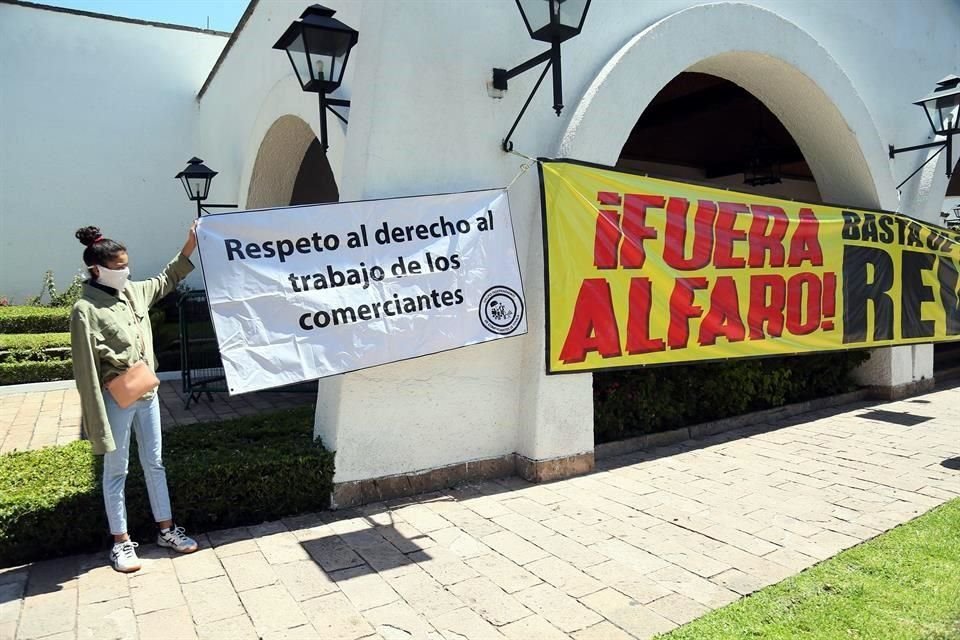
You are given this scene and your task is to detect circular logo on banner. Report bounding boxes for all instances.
[479,286,524,335]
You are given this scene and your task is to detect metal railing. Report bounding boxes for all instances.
[177,290,318,407]
[178,290,226,408]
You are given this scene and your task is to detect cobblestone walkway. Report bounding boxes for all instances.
[1,386,958,640]
[0,381,313,454]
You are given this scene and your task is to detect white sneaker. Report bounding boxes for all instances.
[157,525,198,553]
[109,540,141,573]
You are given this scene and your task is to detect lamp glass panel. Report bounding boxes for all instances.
[517,0,550,32]
[285,32,315,89]
[557,0,589,29]
[179,176,194,200]
[185,176,210,201]
[934,94,960,133]
[303,28,353,87]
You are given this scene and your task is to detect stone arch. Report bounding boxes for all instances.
[237,74,346,209]
[245,115,316,208]
[559,2,895,211]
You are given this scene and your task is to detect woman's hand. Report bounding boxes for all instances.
[181,220,198,257]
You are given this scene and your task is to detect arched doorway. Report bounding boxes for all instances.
[246,115,338,209]
[592,72,868,443]
[617,72,821,202]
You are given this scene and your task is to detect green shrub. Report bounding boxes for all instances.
[0,306,71,333]
[0,407,334,566]
[593,351,871,443]
[0,360,74,385]
[0,332,72,351]
[26,271,85,307]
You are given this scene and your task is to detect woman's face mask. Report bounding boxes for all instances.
[94,265,130,291]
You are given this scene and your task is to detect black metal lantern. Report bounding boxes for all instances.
[742,106,782,187]
[743,149,783,187]
[516,0,590,44]
[915,75,960,137]
[493,0,592,152]
[273,4,358,94]
[176,157,216,200]
[175,157,237,218]
[274,5,359,152]
[941,206,960,230]
[890,74,960,186]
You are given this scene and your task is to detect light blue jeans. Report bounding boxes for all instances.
[102,393,172,535]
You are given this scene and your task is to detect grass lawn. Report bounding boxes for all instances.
[659,498,960,640]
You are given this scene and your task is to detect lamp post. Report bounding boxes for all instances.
[273,4,359,153]
[175,157,237,218]
[890,74,960,187]
[493,0,591,152]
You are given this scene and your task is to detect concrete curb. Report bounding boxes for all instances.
[0,371,182,395]
[595,388,872,460]
[0,379,77,395]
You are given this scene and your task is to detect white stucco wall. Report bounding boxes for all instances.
[2,0,957,486]
[192,1,361,212]
[0,3,227,301]
[190,0,958,483]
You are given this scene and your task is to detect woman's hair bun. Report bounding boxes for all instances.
[75,226,102,247]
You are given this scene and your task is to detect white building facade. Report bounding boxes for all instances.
[1,0,958,505]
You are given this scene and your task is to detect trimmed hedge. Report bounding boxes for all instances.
[0,332,71,351]
[0,306,71,333]
[0,406,335,566]
[0,360,74,385]
[593,351,871,443]
[0,331,73,385]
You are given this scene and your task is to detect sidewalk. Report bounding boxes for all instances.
[0,381,314,454]
[1,385,958,640]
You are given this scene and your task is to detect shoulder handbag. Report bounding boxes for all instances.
[104,306,160,408]
[106,360,160,409]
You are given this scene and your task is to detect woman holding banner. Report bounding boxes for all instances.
[70,222,200,573]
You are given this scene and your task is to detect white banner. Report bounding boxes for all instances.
[196,190,527,394]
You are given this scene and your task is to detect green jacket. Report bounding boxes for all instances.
[70,253,194,454]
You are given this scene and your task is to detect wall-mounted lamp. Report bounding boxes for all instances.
[743,104,782,187]
[941,204,960,230]
[175,157,238,218]
[273,4,359,153]
[493,0,591,152]
[743,145,783,187]
[890,74,960,188]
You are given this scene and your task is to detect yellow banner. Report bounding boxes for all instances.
[541,160,960,374]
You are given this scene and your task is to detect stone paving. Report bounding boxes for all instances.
[1,385,959,640]
[0,381,313,454]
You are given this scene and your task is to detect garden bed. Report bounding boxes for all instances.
[593,351,870,444]
[0,289,197,385]
[0,360,74,385]
[0,406,334,567]
[0,310,74,385]
[0,306,70,333]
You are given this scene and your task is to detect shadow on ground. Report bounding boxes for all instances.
[941,457,960,471]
